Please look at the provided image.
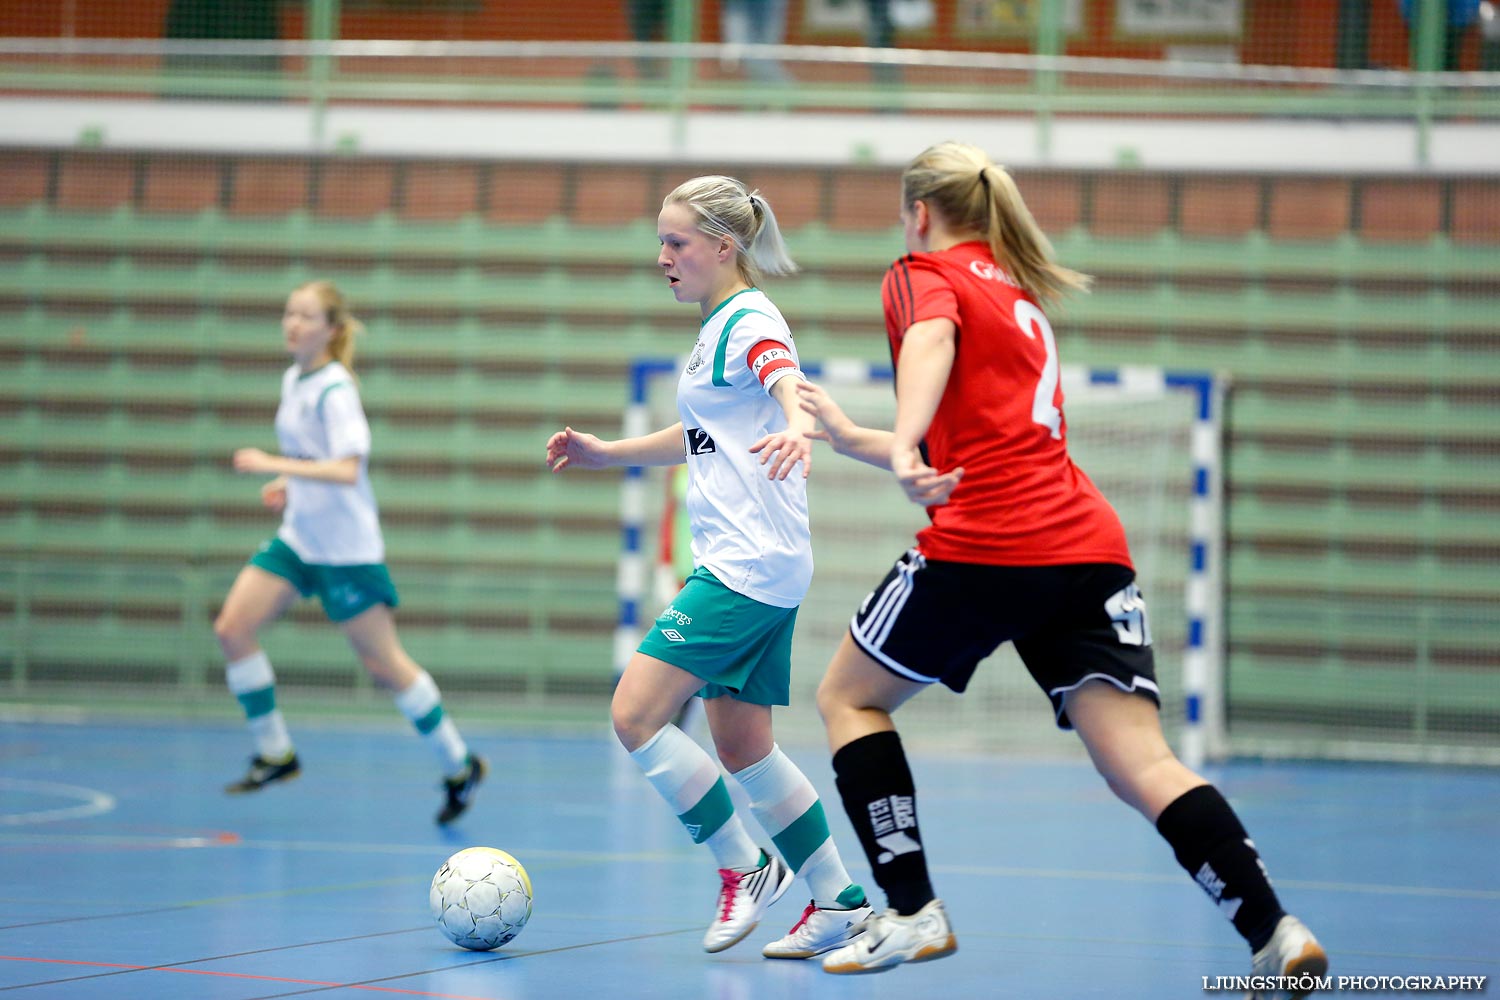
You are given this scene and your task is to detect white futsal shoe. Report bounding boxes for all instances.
[762,899,875,959]
[1246,915,1328,1000]
[702,851,794,953]
[821,898,957,974]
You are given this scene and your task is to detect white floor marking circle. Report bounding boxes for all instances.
[0,777,117,825]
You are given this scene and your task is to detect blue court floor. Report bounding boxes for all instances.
[1,715,1496,999]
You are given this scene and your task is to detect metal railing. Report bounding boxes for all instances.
[3,38,1499,165]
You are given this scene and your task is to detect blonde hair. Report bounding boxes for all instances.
[662,175,798,288]
[296,279,364,372]
[902,142,1090,308]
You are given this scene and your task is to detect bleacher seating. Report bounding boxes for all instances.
[1,148,1497,741]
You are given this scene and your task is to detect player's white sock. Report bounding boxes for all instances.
[226,650,294,761]
[394,670,469,776]
[631,724,761,870]
[734,744,859,907]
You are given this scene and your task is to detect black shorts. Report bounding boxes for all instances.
[849,549,1160,729]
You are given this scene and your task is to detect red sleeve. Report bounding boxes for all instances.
[881,258,915,338]
[882,255,958,343]
[745,339,798,387]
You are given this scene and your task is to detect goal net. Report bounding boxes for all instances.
[617,358,1224,764]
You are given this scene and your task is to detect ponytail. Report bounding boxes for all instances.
[298,279,364,373]
[979,163,1090,309]
[744,190,799,282]
[903,142,1090,308]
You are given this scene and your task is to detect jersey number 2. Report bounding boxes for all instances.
[1015,300,1062,440]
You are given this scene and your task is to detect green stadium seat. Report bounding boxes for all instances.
[1229,658,1488,711]
[376,470,620,521]
[1229,441,1500,493]
[1229,495,1500,548]
[1230,389,1500,444]
[1226,545,1494,600]
[1229,594,1493,654]
[4,159,1496,746]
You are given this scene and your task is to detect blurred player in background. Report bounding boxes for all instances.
[797,142,1328,997]
[215,280,486,826]
[546,176,871,959]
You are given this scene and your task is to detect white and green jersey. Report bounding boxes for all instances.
[676,288,810,609]
[273,360,384,566]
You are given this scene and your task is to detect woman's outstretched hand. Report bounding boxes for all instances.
[233,447,276,474]
[795,381,855,452]
[546,427,613,473]
[749,428,813,481]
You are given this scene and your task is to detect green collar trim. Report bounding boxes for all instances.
[701,287,758,326]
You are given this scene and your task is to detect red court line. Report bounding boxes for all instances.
[1,830,242,852]
[0,955,499,1000]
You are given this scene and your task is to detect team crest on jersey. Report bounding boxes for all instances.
[685,340,707,374]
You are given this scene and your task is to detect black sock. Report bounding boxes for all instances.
[832,730,934,915]
[1156,784,1286,952]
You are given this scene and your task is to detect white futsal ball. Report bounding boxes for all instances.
[429,846,533,951]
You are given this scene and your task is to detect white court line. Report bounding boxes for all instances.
[0,778,117,826]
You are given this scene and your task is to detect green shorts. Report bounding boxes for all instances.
[248,537,400,623]
[636,566,798,706]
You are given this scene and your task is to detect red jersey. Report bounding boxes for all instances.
[882,241,1132,569]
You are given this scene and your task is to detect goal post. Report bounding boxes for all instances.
[616,357,1226,766]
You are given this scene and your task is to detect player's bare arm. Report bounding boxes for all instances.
[546,422,686,473]
[234,449,360,486]
[891,318,965,506]
[795,380,895,470]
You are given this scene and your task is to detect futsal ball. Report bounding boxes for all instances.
[429,847,533,951]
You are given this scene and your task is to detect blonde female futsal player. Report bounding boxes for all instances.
[215,280,485,826]
[546,176,870,958]
[800,143,1327,999]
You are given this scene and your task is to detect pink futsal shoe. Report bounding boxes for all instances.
[702,851,794,953]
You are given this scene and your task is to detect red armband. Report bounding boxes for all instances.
[746,339,799,388]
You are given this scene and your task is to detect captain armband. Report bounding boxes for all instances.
[746,339,804,392]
